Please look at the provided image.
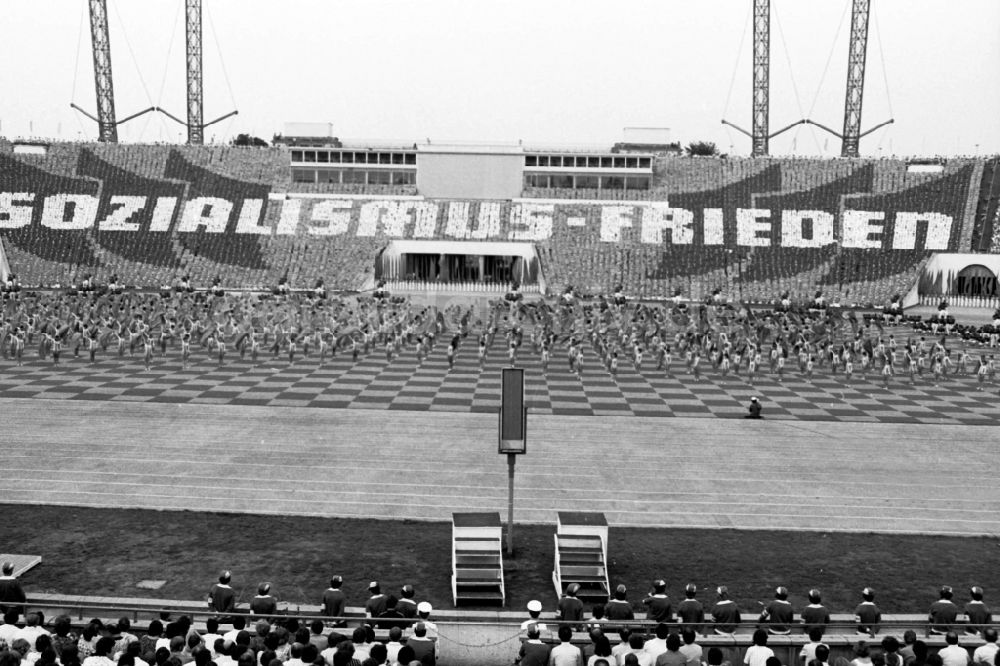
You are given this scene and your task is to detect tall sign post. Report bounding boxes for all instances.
[498,368,526,557]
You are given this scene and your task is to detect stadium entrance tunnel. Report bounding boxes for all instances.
[913,253,1000,304]
[955,264,999,297]
[376,239,543,290]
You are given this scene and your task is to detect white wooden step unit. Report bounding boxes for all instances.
[552,511,609,603]
[452,512,505,606]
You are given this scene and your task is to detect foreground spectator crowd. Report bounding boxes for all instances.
[2,564,998,666]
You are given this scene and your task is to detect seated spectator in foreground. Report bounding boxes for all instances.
[549,625,583,666]
[584,605,607,633]
[898,632,917,666]
[929,587,959,635]
[744,631,774,666]
[389,643,412,666]
[413,602,437,640]
[50,617,78,662]
[9,639,31,665]
[363,642,386,666]
[655,633,689,666]
[321,576,347,627]
[972,628,998,665]
[14,615,49,647]
[139,622,162,660]
[964,587,991,636]
[759,587,793,635]
[850,643,873,666]
[801,628,828,665]
[587,635,613,666]
[208,571,236,619]
[677,585,704,632]
[679,628,702,665]
[0,563,26,618]
[383,627,404,665]
[520,601,547,633]
[364,583,388,621]
[712,587,741,635]
[708,647,732,666]
[605,585,634,623]
[643,625,669,661]
[167,637,190,665]
[250,583,278,617]
[306,621,327,653]
[25,635,53,666]
[76,623,102,659]
[800,590,830,635]
[222,617,245,644]
[112,619,137,657]
[376,596,408,630]
[406,623,435,665]
[559,584,585,628]
[854,588,881,636]
[319,631,348,666]
[82,637,116,666]
[937,633,970,666]
[282,642,304,666]
[643,580,673,624]
[396,585,418,619]
[881,637,903,666]
[810,644,832,666]
[122,641,148,666]
[610,629,632,666]
[620,635,652,666]
[349,628,370,664]
[514,624,550,666]
[0,610,21,647]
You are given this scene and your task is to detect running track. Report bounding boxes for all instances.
[1,397,997,536]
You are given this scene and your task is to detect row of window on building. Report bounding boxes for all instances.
[291,168,416,185]
[288,150,653,171]
[524,174,651,190]
[290,168,651,190]
[291,149,418,165]
[525,154,653,169]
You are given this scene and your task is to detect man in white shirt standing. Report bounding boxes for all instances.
[0,610,21,648]
[13,612,49,647]
[548,625,583,666]
[937,632,970,666]
[384,627,405,665]
[972,628,998,666]
[644,625,669,662]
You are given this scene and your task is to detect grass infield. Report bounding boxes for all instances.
[4,503,998,615]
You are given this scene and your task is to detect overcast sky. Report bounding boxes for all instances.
[1,0,997,156]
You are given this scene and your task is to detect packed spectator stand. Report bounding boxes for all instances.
[1,568,998,666]
[1,141,996,308]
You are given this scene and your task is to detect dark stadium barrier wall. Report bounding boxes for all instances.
[0,143,990,299]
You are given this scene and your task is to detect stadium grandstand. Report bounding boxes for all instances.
[2,139,1000,310]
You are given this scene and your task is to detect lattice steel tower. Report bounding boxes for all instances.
[88,0,118,142]
[186,0,204,145]
[751,0,770,156]
[841,0,870,157]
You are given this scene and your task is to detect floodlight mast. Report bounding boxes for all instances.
[841,0,871,158]
[721,0,805,155]
[88,0,118,142]
[803,0,894,157]
[186,0,204,145]
[751,0,770,157]
[76,0,235,144]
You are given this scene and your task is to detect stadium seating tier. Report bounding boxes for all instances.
[0,142,993,305]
